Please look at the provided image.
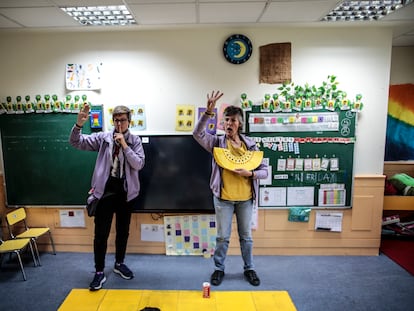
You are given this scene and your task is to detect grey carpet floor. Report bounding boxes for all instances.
[0,252,413,311]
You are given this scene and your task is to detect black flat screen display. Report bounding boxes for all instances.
[133,135,214,213]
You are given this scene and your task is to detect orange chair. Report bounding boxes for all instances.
[6,208,56,266]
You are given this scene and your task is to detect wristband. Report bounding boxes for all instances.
[250,170,255,179]
[204,110,213,116]
[75,123,83,128]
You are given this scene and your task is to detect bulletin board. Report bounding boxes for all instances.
[247,109,357,209]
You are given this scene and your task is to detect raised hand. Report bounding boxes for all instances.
[77,103,90,127]
[206,90,223,112]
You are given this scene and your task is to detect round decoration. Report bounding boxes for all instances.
[223,34,252,64]
[213,147,263,171]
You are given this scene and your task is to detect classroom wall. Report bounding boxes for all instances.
[0,26,392,174]
[0,26,397,255]
[389,47,414,84]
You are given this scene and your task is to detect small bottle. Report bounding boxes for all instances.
[202,282,210,298]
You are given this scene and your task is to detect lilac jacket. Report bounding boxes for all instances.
[193,113,268,201]
[69,125,145,202]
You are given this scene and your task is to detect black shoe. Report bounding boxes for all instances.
[89,272,106,291]
[210,270,225,286]
[244,270,260,286]
[114,263,134,280]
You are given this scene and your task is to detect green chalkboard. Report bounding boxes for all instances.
[0,113,98,206]
[247,109,357,208]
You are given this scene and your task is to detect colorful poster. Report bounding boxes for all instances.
[198,107,217,134]
[106,104,146,131]
[66,63,102,90]
[175,105,195,131]
[164,215,216,256]
[385,84,414,160]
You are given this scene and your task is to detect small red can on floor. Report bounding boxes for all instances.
[202,282,210,298]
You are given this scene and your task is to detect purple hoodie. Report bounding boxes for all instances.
[193,113,268,201]
[69,125,145,202]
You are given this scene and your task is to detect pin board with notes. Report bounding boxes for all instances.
[246,109,357,209]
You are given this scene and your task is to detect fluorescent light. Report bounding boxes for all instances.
[321,0,413,22]
[61,5,136,26]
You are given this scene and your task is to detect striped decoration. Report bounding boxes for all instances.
[385,84,414,161]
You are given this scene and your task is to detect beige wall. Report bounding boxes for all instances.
[390,47,414,84]
[0,26,393,174]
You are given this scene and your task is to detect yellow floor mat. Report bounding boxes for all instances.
[58,289,297,311]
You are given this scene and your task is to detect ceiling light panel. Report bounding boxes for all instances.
[60,5,136,26]
[322,0,413,22]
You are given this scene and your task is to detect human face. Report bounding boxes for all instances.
[224,114,241,138]
[113,113,129,133]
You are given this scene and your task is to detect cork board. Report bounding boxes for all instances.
[259,42,291,84]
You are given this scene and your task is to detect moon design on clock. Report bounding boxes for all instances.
[223,34,252,64]
[233,40,246,57]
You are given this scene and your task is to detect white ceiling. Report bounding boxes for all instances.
[0,0,413,46]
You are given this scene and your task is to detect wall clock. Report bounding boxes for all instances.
[223,34,252,65]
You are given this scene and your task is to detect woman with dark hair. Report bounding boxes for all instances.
[193,91,268,286]
[69,104,145,291]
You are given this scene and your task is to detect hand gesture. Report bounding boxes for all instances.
[206,90,223,113]
[113,132,127,148]
[234,168,253,178]
[77,103,90,127]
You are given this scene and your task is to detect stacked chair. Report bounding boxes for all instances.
[0,217,37,280]
[6,208,56,266]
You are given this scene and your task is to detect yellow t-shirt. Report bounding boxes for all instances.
[220,140,253,201]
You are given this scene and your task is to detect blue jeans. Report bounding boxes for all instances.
[213,196,254,272]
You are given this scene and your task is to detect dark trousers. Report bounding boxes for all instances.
[93,177,133,272]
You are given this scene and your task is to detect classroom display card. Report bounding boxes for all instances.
[259,187,287,207]
[66,63,102,90]
[59,209,86,227]
[314,211,343,232]
[164,215,216,256]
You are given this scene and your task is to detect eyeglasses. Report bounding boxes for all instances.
[114,118,128,124]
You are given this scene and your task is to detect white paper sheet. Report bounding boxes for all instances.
[287,187,314,205]
[314,211,343,232]
[259,187,287,206]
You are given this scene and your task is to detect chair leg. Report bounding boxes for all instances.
[31,239,42,266]
[14,250,27,281]
[49,231,56,255]
[28,240,38,267]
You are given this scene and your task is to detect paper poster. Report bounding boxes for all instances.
[217,103,229,130]
[164,215,216,255]
[66,63,102,90]
[315,211,343,232]
[318,184,346,206]
[198,107,217,134]
[287,187,314,205]
[259,165,272,186]
[106,104,146,131]
[176,105,195,131]
[59,210,85,227]
[259,187,287,207]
